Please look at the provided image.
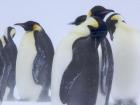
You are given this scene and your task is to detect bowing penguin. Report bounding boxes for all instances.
[87,6,114,105]
[0,27,17,103]
[15,21,54,101]
[105,13,140,105]
[51,15,108,105]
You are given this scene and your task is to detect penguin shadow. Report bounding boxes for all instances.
[113,99,137,105]
[18,96,51,102]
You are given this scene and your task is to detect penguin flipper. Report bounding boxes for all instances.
[6,40,17,100]
[100,37,114,105]
[0,46,12,102]
[32,51,47,84]
[33,31,54,86]
[60,37,100,105]
[59,60,82,104]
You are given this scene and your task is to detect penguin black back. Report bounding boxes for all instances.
[6,27,17,100]
[92,14,115,105]
[33,28,54,101]
[59,17,108,105]
[100,37,114,105]
[0,27,17,102]
[60,36,99,105]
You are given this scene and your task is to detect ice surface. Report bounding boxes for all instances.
[1,102,50,105]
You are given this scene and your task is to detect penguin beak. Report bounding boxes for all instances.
[69,22,75,25]
[14,23,25,27]
[101,9,114,15]
[122,20,126,23]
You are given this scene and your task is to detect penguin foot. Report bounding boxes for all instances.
[18,99,29,101]
[114,100,122,105]
[7,97,16,101]
[122,100,137,105]
[7,94,15,101]
[37,96,51,102]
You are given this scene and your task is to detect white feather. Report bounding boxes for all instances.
[0,36,6,47]
[16,31,42,101]
[110,21,140,102]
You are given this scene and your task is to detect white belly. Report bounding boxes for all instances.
[16,32,42,101]
[51,30,89,105]
[110,28,140,100]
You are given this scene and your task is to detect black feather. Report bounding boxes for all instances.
[60,36,99,105]
[33,30,54,101]
[100,37,114,105]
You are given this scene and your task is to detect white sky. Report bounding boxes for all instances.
[0,0,140,48]
[0,0,140,105]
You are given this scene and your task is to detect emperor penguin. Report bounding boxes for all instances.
[87,6,115,105]
[0,27,17,102]
[15,21,54,101]
[51,15,108,105]
[105,13,140,105]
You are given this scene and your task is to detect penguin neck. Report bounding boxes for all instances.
[70,17,98,36]
[25,31,34,34]
[70,25,90,37]
[116,21,133,32]
[22,31,35,43]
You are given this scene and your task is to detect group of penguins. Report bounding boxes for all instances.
[0,5,140,105]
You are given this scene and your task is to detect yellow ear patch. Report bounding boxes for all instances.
[90,18,99,28]
[111,15,120,21]
[33,24,42,31]
[86,17,99,28]
[91,20,99,28]
[87,11,92,17]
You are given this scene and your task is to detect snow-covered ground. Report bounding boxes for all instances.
[2,102,50,105]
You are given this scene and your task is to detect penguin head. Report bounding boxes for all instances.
[15,21,42,32]
[7,27,16,38]
[70,15,87,25]
[106,13,125,40]
[3,26,16,39]
[87,5,114,19]
[87,16,108,39]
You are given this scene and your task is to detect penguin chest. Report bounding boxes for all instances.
[111,29,140,98]
[51,33,90,104]
[16,32,42,100]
